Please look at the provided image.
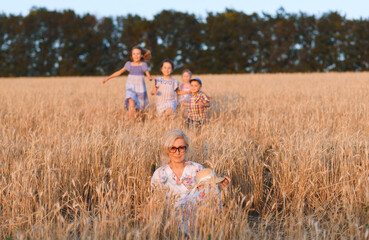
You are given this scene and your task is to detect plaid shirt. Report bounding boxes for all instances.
[187,91,210,121]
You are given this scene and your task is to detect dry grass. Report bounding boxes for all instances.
[1,73,369,239]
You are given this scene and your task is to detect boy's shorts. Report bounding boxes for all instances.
[187,119,206,128]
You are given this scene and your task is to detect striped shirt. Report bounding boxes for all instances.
[187,91,210,121]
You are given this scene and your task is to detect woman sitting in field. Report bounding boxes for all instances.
[151,129,231,231]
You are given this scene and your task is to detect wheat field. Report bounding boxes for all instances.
[1,73,369,239]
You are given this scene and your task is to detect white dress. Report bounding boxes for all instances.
[151,161,204,206]
[154,77,179,114]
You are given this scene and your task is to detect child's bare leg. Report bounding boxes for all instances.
[128,99,135,122]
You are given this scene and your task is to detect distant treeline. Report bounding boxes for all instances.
[1,8,368,76]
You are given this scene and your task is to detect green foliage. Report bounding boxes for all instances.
[0,8,368,76]
[151,10,202,72]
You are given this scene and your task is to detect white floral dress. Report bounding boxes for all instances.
[154,77,179,114]
[151,161,204,206]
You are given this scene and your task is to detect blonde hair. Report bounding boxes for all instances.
[182,69,192,77]
[161,129,190,164]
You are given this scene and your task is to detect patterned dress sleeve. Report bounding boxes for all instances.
[151,167,168,189]
[141,62,148,72]
[124,61,131,72]
[189,161,204,174]
[173,78,179,91]
[196,162,204,172]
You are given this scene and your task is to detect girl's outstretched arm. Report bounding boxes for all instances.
[175,89,191,95]
[181,101,190,107]
[102,67,126,84]
[151,86,158,95]
[151,79,158,95]
[145,71,153,81]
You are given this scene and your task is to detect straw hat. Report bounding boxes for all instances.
[196,168,225,185]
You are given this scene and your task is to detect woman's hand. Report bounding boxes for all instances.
[220,176,231,189]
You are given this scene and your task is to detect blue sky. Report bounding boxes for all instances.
[1,0,368,19]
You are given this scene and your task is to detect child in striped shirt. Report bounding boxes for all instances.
[182,78,210,127]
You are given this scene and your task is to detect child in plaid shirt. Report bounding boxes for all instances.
[182,78,210,127]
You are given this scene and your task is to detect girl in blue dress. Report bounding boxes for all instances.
[103,46,152,122]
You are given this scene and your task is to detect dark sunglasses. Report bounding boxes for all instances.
[169,146,187,153]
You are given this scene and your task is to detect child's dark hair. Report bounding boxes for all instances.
[131,45,152,62]
[160,59,175,70]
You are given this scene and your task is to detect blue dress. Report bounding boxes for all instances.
[124,61,149,111]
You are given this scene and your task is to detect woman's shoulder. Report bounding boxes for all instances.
[187,161,204,170]
[152,164,169,176]
[151,164,170,186]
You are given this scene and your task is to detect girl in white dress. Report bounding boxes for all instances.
[151,59,190,119]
